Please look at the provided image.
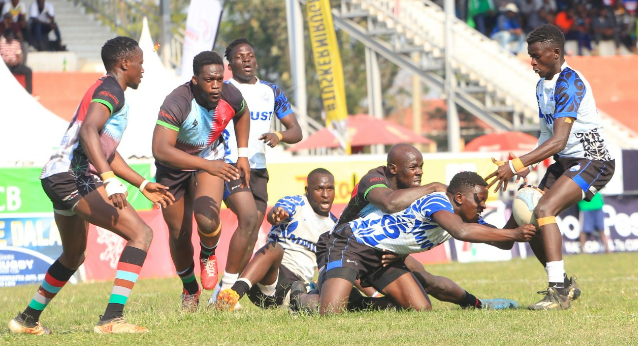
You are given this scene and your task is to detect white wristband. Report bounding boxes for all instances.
[139,179,149,192]
[238,147,249,158]
[508,160,518,174]
[104,177,127,197]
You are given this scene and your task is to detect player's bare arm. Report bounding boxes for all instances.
[432,210,537,243]
[152,125,239,182]
[266,206,289,225]
[111,152,175,208]
[79,102,128,209]
[486,118,575,192]
[232,103,251,187]
[259,112,303,148]
[367,182,448,214]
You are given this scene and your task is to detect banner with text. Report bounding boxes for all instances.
[180,0,224,79]
[306,0,350,153]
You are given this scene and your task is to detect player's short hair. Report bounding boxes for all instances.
[225,38,254,61]
[193,51,224,76]
[526,24,565,50]
[447,171,487,194]
[101,36,139,72]
[308,168,333,184]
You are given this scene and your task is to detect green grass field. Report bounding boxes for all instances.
[2,252,637,345]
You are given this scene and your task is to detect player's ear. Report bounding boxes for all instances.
[305,186,308,194]
[121,57,129,71]
[388,163,398,175]
[191,75,197,85]
[454,192,464,206]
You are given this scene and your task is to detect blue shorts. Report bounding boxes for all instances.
[581,209,605,234]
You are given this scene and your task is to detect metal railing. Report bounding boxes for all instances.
[72,0,184,68]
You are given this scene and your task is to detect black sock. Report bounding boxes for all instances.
[178,263,200,295]
[459,291,482,309]
[230,280,250,299]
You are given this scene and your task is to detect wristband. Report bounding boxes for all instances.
[508,161,517,174]
[101,171,116,181]
[139,179,149,192]
[238,147,249,158]
[104,177,127,197]
[274,131,283,141]
[511,157,525,172]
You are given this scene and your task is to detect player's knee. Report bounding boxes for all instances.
[132,224,153,250]
[238,212,258,235]
[194,214,220,234]
[412,301,432,312]
[533,203,557,219]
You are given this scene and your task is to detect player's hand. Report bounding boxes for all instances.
[236,157,251,188]
[485,157,515,192]
[381,251,405,267]
[259,132,281,148]
[428,182,448,193]
[513,224,537,242]
[269,207,289,225]
[480,298,519,310]
[514,167,530,184]
[141,182,175,208]
[205,160,239,182]
[104,178,128,210]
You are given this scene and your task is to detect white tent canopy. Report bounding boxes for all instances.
[0,61,69,167]
[118,17,185,159]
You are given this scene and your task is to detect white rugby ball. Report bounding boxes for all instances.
[512,186,544,227]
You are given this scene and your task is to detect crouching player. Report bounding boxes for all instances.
[319,171,537,315]
[214,168,337,310]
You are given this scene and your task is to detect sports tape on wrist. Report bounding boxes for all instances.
[238,147,249,158]
[104,177,127,197]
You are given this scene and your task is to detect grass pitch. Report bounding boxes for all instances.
[1,252,637,345]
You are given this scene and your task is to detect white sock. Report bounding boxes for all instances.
[257,278,278,297]
[546,260,565,285]
[220,272,239,290]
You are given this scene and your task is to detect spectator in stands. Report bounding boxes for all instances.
[2,0,31,58]
[592,6,621,55]
[467,0,496,36]
[578,193,611,254]
[613,1,637,52]
[555,8,593,55]
[540,0,557,13]
[1,26,32,94]
[28,0,62,51]
[490,3,526,54]
[0,10,27,62]
[516,0,542,32]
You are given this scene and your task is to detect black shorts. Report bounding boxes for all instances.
[540,157,615,201]
[246,264,303,309]
[249,169,269,214]
[155,163,196,202]
[222,164,251,200]
[41,172,104,215]
[320,225,410,292]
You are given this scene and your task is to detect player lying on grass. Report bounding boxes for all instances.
[213,168,337,311]
[298,144,521,312]
[317,171,536,315]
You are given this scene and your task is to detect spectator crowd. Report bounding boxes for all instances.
[463,0,637,55]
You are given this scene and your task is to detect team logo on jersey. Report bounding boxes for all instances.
[262,92,270,102]
[570,164,581,172]
[192,119,198,128]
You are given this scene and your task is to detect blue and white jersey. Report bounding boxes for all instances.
[267,194,337,282]
[222,78,294,168]
[349,192,461,255]
[536,62,613,161]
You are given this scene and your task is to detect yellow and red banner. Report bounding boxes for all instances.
[306,0,350,154]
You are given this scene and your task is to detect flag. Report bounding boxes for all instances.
[180,0,224,79]
[306,0,350,154]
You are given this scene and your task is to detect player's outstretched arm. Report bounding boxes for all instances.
[233,104,251,187]
[432,210,537,243]
[79,102,128,209]
[367,183,447,214]
[110,152,175,208]
[267,206,290,225]
[484,216,520,250]
[152,124,239,182]
[259,113,303,148]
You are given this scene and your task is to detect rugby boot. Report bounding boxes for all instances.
[199,254,218,290]
[181,288,201,312]
[94,317,148,334]
[8,314,51,335]
[528,287,571,310]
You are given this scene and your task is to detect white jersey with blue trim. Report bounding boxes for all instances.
[536,62,613,161]
[222,78,294,168]
[267,194,337,282]
[348,192,460,255]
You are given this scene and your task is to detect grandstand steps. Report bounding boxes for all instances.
[42,0,114,70]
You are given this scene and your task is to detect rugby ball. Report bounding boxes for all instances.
[512,186,544,227]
